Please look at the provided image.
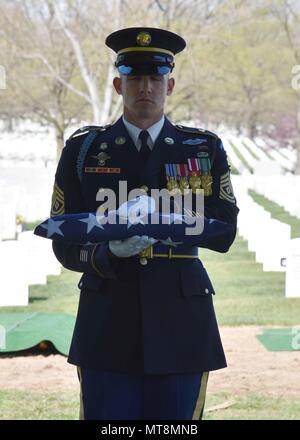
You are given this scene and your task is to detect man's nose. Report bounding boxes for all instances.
[139,76,152,93]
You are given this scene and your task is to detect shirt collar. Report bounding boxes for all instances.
[122,115,165,148]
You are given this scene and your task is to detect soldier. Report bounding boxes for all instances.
[50,27,239,420]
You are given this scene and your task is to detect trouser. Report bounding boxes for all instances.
[77,367,209,420]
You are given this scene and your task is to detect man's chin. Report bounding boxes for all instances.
[137,109,155,119]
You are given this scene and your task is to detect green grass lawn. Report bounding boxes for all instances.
[0,389,299,420]
[204,392,300,420]
[0,390,79,420]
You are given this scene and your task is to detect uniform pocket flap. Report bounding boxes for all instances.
[77,272,104,291]
[180,260,215,297]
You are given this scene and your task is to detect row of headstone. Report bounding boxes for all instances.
[243,137,270,161]
[221,138,250,174]
[234,179,291,273]
[0,232,61,307]
[233,176,300,297]
[255,138,295,171]
[227,135,257,169]
[0,180,21,240]
[248,174,300,219]
[221,134,295,175]
[285,238,300,298]
[0,240,28,306]
[0,128,56,161]
[0,167,55,242]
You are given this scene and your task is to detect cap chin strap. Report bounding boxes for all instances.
[117,47,174,57]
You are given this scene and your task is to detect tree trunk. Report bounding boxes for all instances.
[247,110,258,139]
[100,62,114,125]
[4,117,14,132]
[55,126,65,163]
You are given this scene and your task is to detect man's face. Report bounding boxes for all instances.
[113,73,175,120]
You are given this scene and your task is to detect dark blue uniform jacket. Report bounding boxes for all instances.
[51,116,239,374]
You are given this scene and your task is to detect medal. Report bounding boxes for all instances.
[189,172,202,194]
[187,158,202,194]
[200,174,213,196]
[178,176,190,194]
[198,158,213,196]
[165,164,180,194]
[176,163,189,194]
[165,163,180,195]
[167,177,180,194]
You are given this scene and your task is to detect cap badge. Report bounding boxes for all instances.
[136,31,152,46]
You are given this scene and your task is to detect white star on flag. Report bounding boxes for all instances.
[127,208,148,229]
[41,219,65,238]
[79,213,104,233]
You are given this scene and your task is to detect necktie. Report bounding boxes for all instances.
[138,130,151,164]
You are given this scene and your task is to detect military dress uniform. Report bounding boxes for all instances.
[50,27,239,420]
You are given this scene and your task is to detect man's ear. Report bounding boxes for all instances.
[113,77,122,95]
[167,77,175,96]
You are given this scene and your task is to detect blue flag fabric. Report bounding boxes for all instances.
[34,196,234,247]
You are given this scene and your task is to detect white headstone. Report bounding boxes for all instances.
[17,231,47,285]
[0,240,29,306]
[253,160,282,176]
[261,220,291,272]
[285,238,300,298]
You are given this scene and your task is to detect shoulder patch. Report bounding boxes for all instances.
[219,171,236,204]
[68,124,112,141]
[175,124,219,140]
[50,181,65,216]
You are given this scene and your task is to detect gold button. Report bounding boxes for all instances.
[140,257,148,266]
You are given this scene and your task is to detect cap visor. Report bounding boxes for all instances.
[117,64,171,75]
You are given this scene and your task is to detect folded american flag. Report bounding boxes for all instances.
[34,196,234,247]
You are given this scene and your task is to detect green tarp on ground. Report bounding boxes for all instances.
[0,312,75,356]
[256,328,300,352]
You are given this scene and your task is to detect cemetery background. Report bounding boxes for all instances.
[0,0,300,420]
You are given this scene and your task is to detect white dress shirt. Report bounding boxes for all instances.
[122,115,165,151]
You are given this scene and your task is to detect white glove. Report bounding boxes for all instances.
[117,195,156,224]
[109,235,157,258]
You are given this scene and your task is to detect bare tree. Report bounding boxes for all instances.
[0,0,90,156]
